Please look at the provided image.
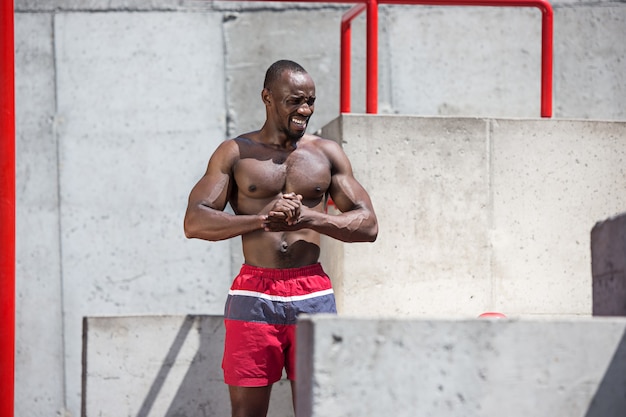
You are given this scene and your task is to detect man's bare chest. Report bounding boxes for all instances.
[233,149,332,200]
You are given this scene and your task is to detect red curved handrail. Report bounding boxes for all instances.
[341,0,553,117]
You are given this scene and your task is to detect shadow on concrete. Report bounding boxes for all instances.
[136,315,229,417]
[584,327,626,417]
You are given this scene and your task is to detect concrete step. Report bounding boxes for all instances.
[82,314,626,417]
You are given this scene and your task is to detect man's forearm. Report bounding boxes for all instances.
[184,206,264,241]
[305,209,378,243]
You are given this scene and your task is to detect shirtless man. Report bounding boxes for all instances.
[184,60,378,417]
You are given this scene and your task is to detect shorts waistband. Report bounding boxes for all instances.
[239,263,325,280]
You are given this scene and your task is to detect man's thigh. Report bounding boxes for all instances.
[228,385,273,417]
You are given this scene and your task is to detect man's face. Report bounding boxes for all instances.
[266,70,316,140]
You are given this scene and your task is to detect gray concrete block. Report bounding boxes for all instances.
[296,315,626,417]
[320,115,626,317]
[592,212,626,316]
[53,11,232,413]
[83,315,228,417]
[14,12,66,417]
[490,119,626,315]
[322,115,492,317]
[83,315,294,417]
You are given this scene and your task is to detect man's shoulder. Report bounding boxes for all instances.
[210,136,248,165]
[227,132,256,146]
[301,134,340,149]
[216,133,258,152]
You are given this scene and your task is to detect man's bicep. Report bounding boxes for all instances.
[328,172,371,213]
[325,141,368,212]
[188,169,232,211]
[188,143,236,211]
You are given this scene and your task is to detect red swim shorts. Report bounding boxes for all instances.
[222,263,337,387]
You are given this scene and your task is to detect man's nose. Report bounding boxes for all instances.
[298,103,313,115]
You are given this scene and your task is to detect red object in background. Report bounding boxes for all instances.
[0,0,16,415]
[479,312,507,318]
[325,197,337,214]
[339,0,553,117]
[340,3,367,113]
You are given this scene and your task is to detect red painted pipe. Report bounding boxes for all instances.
[340,0,553,117]
[540,4,553,117]
[365,0,379,114]
[0,0,16,414]
[341,3,367,113]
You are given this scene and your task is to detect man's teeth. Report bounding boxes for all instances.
[292,118,306,126]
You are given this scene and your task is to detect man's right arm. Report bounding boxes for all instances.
[183,141,265,241]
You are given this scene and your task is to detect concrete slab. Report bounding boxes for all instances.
[82,315,294,417]
[319,115,626,318]
[490,119,626,315]
[327,115,492,316]
[54,11,231,413]
[296,315,626,417]
[14,12,66,417]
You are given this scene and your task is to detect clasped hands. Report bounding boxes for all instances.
[262,192,303,232]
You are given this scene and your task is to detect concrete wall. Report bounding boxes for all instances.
[12,1,626,416]
[591,212,626,316]
[15,9,232,417]
[321,115,626,318]
[296,315,626,417]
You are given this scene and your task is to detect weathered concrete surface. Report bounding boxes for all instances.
[320,115,626,317]
[592,213,626,316]
[490,120,626,314]
[14,12,66,417]
[82,316,294,417]
[17,11,233,416]
[296,315,626,417]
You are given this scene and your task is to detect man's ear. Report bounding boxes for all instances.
[261,88,271,105]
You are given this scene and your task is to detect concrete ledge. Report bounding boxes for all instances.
[320,115,626,317]
[296,315,626,417]
[82,315,294,417]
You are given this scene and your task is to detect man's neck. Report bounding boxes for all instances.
[258,126,299,150]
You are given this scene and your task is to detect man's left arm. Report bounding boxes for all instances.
[303,139,378,242]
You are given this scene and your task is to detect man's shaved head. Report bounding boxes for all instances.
[263,60,308,90]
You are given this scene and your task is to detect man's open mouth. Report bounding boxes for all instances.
[291,117,307,129]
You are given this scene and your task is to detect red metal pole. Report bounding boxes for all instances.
[340,16,352,113]
[341,3,367,113]
[365,0,378,113]
[0,0,16,414]
[540,1,553,117]
[380,0,553,118]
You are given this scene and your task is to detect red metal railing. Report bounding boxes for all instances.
[340,0,554,117]
[0,0,16,415]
